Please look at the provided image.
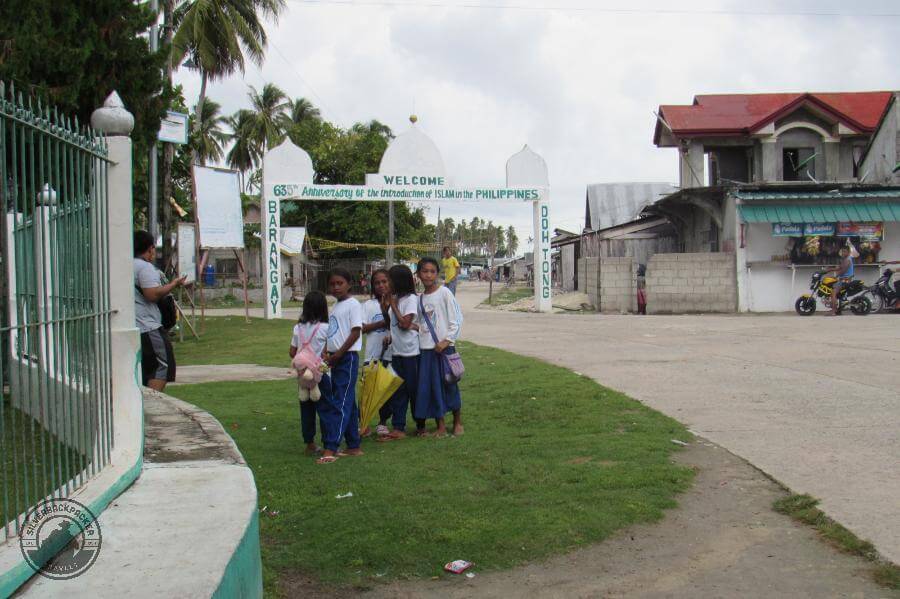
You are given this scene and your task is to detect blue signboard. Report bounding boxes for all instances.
[803,223,835,236]
[772,223,802,236]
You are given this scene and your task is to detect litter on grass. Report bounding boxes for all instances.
[671,439,688,446]
[466,572,476,579]
[261,426,267,431]
[335,492,354,499]
[444,560,473,574]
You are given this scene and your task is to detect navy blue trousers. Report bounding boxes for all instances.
[299,379,328,444]
[317,352,361,452]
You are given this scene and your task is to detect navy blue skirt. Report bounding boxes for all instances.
[415,348,462,419]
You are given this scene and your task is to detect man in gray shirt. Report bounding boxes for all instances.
[134,230,186,390]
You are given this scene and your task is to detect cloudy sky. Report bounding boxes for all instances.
[174,0,900,252]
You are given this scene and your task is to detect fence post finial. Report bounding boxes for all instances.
[90,91,134,136]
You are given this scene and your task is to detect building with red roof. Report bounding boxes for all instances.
[654,91,892,187]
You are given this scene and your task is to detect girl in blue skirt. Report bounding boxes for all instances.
[415,257,464,437]
[379,264,421,441]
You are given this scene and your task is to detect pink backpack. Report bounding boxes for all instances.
[291,323,324,390]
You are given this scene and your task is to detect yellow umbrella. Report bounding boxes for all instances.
[358,361,403,432]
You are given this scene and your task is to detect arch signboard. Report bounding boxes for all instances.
[262,125,552,318]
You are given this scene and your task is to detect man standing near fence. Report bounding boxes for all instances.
[134,231,185,391]
[441,246,461,295]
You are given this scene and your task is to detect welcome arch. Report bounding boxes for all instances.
[261,121,552,317]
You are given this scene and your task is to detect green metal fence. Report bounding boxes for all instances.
[0,81,113,541]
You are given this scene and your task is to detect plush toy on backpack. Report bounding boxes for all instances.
[291,324,328,402]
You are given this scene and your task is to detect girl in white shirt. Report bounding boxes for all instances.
[289,291,329,456]
[379,264,421,440]
[361,269,392,436]
[317,268,364,464]
[415,257,464,437]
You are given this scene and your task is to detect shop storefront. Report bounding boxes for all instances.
[734,188,900,312]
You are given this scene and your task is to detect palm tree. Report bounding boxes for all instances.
[506,225,519,257]
[190,98,229,165]
[248,83,289,152]
[285,97,321,126]
[226,108,261,189]
[171,0,286,155]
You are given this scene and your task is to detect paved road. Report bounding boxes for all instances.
[453,284,900,565]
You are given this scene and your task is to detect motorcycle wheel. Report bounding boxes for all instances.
[795,296,816,316]
[865,291,884,313]
[850,296,872,316]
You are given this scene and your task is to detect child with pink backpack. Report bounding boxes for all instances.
[289,291,330,455]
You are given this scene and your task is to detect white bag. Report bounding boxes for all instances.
[847,241,860,258]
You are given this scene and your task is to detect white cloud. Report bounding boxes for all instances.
[174,0,900,252]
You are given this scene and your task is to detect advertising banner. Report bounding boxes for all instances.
[772,223,802,236]
[803,223,835,236]
[836,222,883,240]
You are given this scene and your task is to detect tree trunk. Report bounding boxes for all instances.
[160,0,176,272]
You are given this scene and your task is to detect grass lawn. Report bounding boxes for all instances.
[480,286,533,307]
[168,318,694,595]
[2,395,84,521]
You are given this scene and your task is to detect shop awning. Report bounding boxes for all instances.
[738,202,900,223]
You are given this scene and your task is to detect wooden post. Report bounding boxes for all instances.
[235,248,250,323]
[197,248,209,331]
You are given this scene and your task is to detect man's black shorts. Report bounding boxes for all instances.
[140,327,176,385]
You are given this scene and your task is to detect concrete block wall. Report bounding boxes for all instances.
[646,253,737,314]
[578,257,601,308]
[599,256,636,313]
[577,258,586,293]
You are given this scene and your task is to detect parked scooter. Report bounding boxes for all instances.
[795,271,871,316]
[863,268,899,312]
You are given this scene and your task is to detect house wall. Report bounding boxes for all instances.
[859,95,900,184]
[560,245,577,291]
[578,257,601,308]
[646,252,737,313]
[599,257,636,313]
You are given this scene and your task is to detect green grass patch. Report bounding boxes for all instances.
[774,494,899,590]
[167,318,694,595]
[2,394,84,522]
[480,286,533,307]
[173,317,294,367]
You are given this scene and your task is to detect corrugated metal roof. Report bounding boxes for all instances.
[585,182,676,230]
[739,202,900,223]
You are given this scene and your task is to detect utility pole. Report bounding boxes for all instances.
[387,201,395,264]
[148,0,159,241]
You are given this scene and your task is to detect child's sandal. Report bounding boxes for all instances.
[316,455,338,464]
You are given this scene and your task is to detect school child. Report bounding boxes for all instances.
[361,269,392,436]
[378,264,421,440]
[317,268,365,464]
[289,291,329,456]
[415,257,464,437]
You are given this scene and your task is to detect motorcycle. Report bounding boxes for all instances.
[794,271,871,316]
[862,268,899,313]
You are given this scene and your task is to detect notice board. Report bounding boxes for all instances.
[194,166,244,248]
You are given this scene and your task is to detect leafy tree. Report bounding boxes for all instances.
[0,0,168,225]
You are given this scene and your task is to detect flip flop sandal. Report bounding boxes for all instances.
[316,455,338,464]
[375,424,390,437]
[336,450,364,457]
